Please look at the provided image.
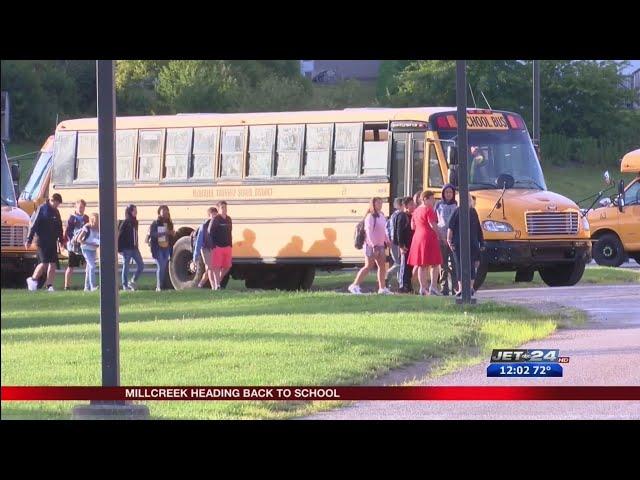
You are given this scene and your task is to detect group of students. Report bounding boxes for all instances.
[348,185,485,297]
[24,195,233,293]
[25,195,101,292]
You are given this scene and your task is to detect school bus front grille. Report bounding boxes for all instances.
[1,226,28,247]
[526,211,579,235]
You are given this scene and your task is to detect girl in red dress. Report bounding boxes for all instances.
[408,190,442,295]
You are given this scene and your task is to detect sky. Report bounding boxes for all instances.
[620,60,639,74]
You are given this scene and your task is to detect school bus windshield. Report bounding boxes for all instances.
[439,129,547,191]
[1,143,17,207]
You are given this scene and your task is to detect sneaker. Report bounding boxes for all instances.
[378,287,393,295]
[84,288,90,292]
[47,286,55,292]
[26,277,38,291]
[348,284,362,295]
[418,288,428,296]
[156,287,162,292]
[129,281,137,291]
[429,288,442,296]
[91,286,99,292]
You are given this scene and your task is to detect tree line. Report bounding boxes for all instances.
[2,60,638,165]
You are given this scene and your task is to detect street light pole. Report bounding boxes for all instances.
[455,60,474,305]
[72,60,148,419]
[533,60,541,147]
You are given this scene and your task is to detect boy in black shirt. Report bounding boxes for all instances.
[395,196,417,293]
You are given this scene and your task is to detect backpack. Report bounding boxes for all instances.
[354,220,366,250]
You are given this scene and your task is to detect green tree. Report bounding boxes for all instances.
[115,60,168,114]
[155,61,241,113]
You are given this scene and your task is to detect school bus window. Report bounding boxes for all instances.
[76,132,98,182]
[247,125,276,177]
[362,127,389,176]
[52,131,76,186]
[624,181,640,206]
[333,123,361,176]
[191,127,217,180]
[116,129,136,182]
[220,127,244,178]
[138,129,163,181]
[428,143,444,187]
[304,124,333,177]
[276,124,303,177]
[164,128,192,180]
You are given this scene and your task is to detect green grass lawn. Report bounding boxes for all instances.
[2,284,564,420]
[544,163,635,205]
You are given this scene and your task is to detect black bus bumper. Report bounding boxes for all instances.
[483,240,592,272]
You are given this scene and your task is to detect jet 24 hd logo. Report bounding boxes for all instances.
[487,349,570,377]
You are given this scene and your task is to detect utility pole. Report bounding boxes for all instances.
[533,60,541,148]
[455,60,474,305]
[72,61,149,419]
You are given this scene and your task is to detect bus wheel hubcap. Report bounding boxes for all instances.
[603,246,614,257]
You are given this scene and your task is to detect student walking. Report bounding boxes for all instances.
[118,204,144,291]
[192,206,218,289]
[63,199,89,290]
[395,196,416,293]
[80,213,100,291]
[434,184,458,295]
[447,194,485,297]
[385,197,404,289]
[149,205,175,291]
[407,191,442,296]
[25,193,64,292]
[348,197,392,295]
[210,201,233,290]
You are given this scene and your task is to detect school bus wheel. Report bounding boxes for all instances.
[592,233,625,267]
[538,257,586,287]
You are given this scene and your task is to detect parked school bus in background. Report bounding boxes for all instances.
[28,107,591,290]
[1,141,39,287]
[588,149,640,266]
[18,135,54,217]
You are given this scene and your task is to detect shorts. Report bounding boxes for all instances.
[211,246,232,269]
[37,243,58,264]
[365,244,385,258]
[201,247,213,269]
[68,251,85,268]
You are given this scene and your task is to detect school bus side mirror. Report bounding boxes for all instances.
[10,162,19,183]
[447,145,458,166]
[603,170,611,185]
[618,180,625,213]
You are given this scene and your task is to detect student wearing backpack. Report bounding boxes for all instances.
[149,205,175,291]
[384,197,404,289]
[192,206,218,289]
[210,201,233,290]
[63,199,89,290]
[434,184,458,295]
[348,197,392,295]
[80,213,100,291]
[118,204,144,291]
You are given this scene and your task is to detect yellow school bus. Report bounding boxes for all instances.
[1,141,39,287]
[31,107,591,289]
[18,135,54,216]
[588,149,640,266]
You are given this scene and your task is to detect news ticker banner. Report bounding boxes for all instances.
[2,386,640,402]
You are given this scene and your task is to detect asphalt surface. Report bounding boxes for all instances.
[305,284,640,420]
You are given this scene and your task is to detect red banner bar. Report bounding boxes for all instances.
[2,386,640,401]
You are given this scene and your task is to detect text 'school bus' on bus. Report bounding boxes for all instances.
[28,107,591,290]
[587,149,640,267]
[1,142,39,287]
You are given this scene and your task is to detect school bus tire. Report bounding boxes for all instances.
[633,253,640,266]
[169,236,203,290]
[538,257,586,287]
[299,267,315,290]
[592,233,625,267]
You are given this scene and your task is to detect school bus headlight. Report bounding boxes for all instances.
[582,216,590,231]
[482,220,514,232]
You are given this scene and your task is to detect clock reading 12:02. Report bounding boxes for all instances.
[486,349,569,378]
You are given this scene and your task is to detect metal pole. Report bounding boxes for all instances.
[456,60,472,304]
[96,60,120,388]
[533,60,540,146]
[72,61,148,419]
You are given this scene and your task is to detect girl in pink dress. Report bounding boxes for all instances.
[407,191,442,295]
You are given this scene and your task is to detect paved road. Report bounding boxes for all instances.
[306,284,640,420]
